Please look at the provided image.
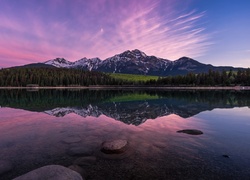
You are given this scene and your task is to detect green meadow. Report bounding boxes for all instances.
[108,73,159,82]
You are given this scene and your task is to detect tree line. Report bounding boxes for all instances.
[0,68,117,86]
[153,69,250,86]
[0,67,249,86]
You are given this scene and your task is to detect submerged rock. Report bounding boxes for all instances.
[68,147,93,156]
[0,160,13,175]
[73,156,97,166]
[101,139,128,154]
[222,154,230,158]
[177,129,203,135]
[63,137,82,144]
[13,165,83,180]
[68,165,87,178]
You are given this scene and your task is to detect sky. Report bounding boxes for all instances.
[0,0,249,68]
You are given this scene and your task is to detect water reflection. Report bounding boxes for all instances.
[0,89,249,125]
[0,90,250,179]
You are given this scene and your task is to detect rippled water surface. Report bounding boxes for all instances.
[0,89,250,179]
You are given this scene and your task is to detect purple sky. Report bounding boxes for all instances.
[0,0,249,68]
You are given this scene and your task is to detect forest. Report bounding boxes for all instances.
[0,68,117,86]
[151,69,250,86]
[0,67,249,86]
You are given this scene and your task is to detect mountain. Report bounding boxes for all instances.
[13,63,55,69]
[72,57,102,70]
[97,49,173,75]
[17,49,244,76]
[44,58,74,68]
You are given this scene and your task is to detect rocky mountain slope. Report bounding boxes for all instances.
[22,49,243,76]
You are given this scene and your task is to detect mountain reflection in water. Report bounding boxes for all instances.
[0,89,249,125]
[1,89,250,179]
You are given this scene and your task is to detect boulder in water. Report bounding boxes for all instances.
[68,165,87,178]
[101,139,128,154]
[177,129,203,135]
[13,165,83,180]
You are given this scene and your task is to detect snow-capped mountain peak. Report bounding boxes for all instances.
[117,49,147,60]
[38,49,239,76]
[42,50,189,75]
[72,57,101,71]
[44,58,73,68]
[131,49,147,58]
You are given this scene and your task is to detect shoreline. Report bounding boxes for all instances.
[0,86,250,90]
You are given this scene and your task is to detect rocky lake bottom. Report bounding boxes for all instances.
[0,89,250,179]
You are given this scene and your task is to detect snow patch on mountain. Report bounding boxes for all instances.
[44,105,102,118]
[42,49,220,76]
[45,58,73,68]
[72,57,101,70]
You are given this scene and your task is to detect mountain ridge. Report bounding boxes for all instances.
[17,49,245,76]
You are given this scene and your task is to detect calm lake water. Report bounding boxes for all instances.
[0,89,250,180]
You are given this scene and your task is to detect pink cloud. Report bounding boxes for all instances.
[71,0,210,60]
[0,0,211,67]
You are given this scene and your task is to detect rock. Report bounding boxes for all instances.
[68,147,93,156]
[73,156,96,166]
[101,139,128,154]
[68,165,86,178]
[63,137,82,144]
[0,160,13,175]
[222,154,230,158]
[177,129,203,135]
[13,165,83,180]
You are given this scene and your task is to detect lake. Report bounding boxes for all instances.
[0,89,250,179]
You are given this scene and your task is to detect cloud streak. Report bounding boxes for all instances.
[88,0,211,60]
[0,0,211,67]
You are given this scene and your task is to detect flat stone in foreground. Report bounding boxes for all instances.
[13,165,83,180]
[101,139,128,154]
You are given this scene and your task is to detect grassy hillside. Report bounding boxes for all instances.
[108,73,159,82]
